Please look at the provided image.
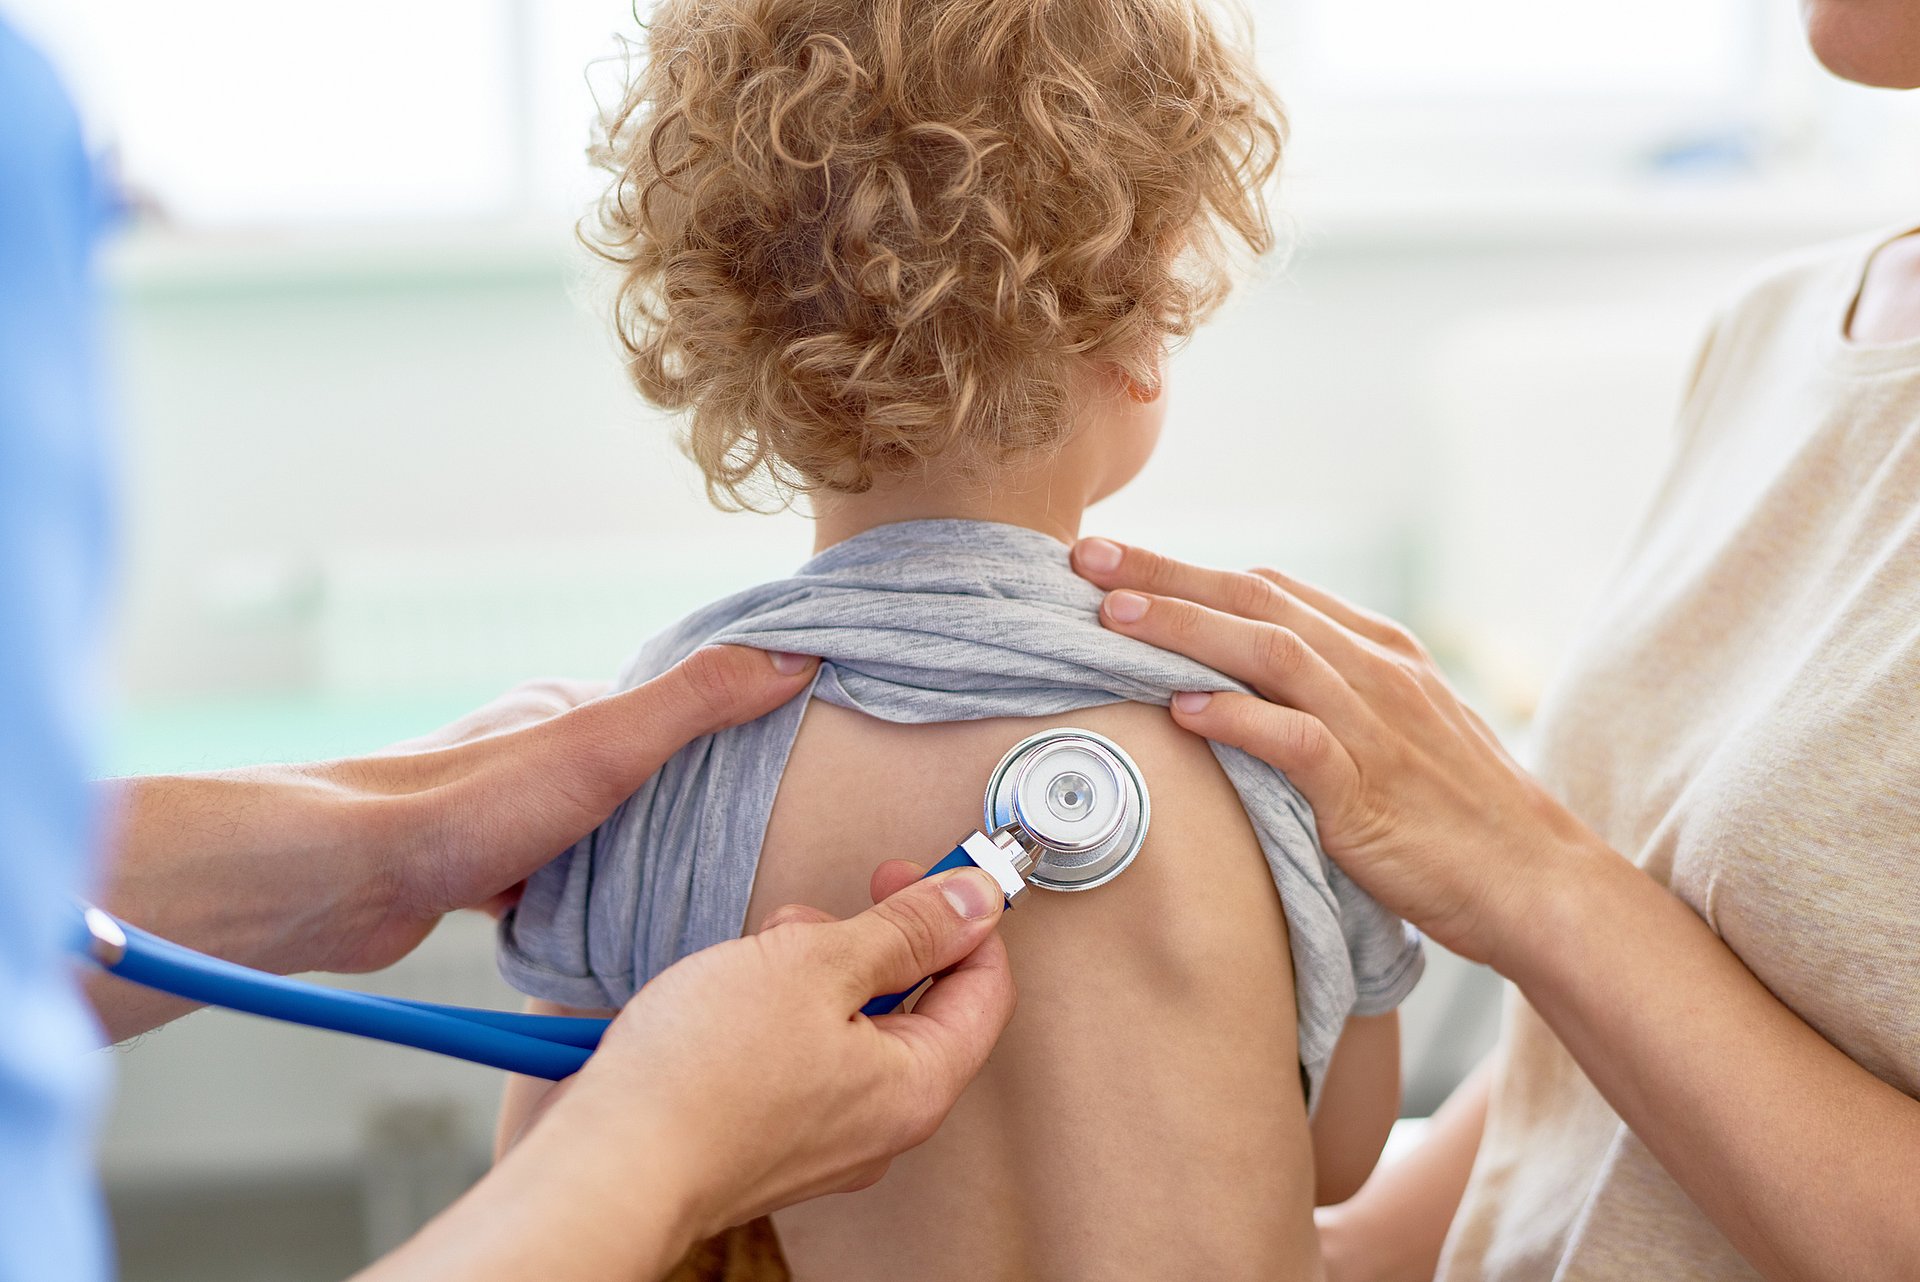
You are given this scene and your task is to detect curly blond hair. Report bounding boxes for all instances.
[590,0,1285,508]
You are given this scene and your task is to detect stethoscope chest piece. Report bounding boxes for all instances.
[984,727,1150,892]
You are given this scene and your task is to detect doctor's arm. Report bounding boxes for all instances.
[1072,539,1920,1282]
[362,866,1014,1282]
[87,645,817,1040]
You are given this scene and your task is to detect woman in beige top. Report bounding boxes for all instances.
[1062,5,1920,1280]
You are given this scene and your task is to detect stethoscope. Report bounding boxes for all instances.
[72,726,1150,1079]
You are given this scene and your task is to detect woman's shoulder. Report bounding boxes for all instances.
[1707,228,1897,351]
[1666,228,1900,448]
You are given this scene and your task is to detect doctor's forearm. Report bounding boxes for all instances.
[1511,842,1920,1282]
[359,1079,697,1282]
[89,771,388,1039]
[83,653,823,1041]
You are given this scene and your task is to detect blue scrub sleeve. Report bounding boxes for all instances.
[0,20,119,1282]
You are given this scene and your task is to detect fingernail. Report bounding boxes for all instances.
[1076,538,1123,574]
[1172,691,1213,714]
[939,869,1002,920]
[769,650,813,676]
[1105,590,1149,624]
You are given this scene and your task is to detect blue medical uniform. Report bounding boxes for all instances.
[0,20,118,1282]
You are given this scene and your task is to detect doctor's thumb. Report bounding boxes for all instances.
[836,869,1007,998]
[558,646,819,797]
[647,644,819,733]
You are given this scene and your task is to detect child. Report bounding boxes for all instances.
[497,1,1422,1277]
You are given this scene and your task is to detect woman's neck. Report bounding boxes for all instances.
[809,459,1095,553]
[1848,228,1920,346]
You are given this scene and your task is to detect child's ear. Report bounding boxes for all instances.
[1122,372,1162,405]
[1114,359,1162,405]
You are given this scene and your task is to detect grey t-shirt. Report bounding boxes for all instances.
[498,519,1422,1106]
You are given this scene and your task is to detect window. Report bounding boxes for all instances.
[1284,0,1750,98]
[14,0,638,226]
[1259,0,1920,196]
[14,0,1920,227]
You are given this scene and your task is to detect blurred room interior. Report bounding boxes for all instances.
[8,0,1920,1277]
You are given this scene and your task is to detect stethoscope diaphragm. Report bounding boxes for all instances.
[984,727,1150,892]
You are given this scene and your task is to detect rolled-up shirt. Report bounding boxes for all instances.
[498,518,1423,1107]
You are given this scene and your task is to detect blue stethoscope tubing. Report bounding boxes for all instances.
[71,847,978,1078]
[75,906,608,1080]
[859,846,984,1018]
[69,729,1136,1079]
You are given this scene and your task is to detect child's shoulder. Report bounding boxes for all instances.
[748,698,1248,926]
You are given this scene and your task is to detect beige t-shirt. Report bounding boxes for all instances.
[1439,230,1920,1281]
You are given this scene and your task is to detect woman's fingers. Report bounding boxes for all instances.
[1168,691,1361,814]
[1074,537,1410,654]
[1074,538,1290,622]
[1245,564,1423,655]
[1099,589,1376,740]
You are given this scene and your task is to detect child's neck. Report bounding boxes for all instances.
[810,460,1093,554]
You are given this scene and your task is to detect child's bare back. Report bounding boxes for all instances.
[754,700,1321,1280]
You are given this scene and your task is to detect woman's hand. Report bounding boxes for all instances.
[94,646,817,1035]
[1069,537,1602,968]
[1073,538,1920,1282]
[363,863,1016,1282]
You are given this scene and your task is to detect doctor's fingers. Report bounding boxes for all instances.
[869,859,929,904]
[526,645,819,807]
[752,859,932,933]
[758,902,838,930]
[817,869,1006,1004]
[872,928,1015,1129]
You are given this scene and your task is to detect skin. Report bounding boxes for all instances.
[1847,227,1920,344]
[499,360,1402,1279]
[367,866,1015,1282]
[758,700,1320,1282]
[1801,0,1920,88]
[87,644,1019,1281]
[91,645,817,1038]
[1280,16,1920,1277]
[1068,538,1920,1282]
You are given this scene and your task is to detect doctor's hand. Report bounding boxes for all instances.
[365,864,1015,1282]
[93,646,817,1037]
[1071,537,1605,970]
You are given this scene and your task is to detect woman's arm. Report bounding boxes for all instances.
[1310,1013,1401,1206]
[1318,1060,1490,1282]
[1072,540,1920,1282]
[1511,844,1920,1281]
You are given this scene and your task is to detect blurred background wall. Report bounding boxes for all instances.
[6,0,1918,1277]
